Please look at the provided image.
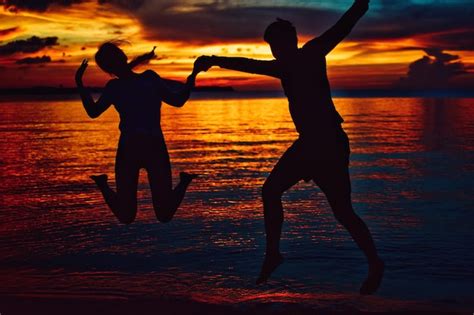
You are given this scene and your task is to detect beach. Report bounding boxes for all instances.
[0,95,473,314]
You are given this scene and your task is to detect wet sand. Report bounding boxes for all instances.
[0,296,470,315]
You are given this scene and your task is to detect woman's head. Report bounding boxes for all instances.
[95,41,129,76]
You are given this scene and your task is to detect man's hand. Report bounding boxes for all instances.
[75,59,88,86]
[355,0,369,8]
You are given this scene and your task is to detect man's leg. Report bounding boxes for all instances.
[257,141,305,284]
[316,166,384,294]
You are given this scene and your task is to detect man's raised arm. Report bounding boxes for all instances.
[207,56,281,78]
[304,0,369,56]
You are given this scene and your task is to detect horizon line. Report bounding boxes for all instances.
[0,86,473,97]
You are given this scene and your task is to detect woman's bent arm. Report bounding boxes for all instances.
[75,59,113,118]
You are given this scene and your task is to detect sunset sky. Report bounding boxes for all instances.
[0,0,473,90]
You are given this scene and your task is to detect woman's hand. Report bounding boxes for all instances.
[75,59,88,87]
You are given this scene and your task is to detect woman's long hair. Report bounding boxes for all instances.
[128,46,156,69]
[95,40,155,75]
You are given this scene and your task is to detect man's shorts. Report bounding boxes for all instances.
[289,128,351,188]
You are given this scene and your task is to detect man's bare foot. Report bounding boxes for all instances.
[180,172,198,183]
[360,257,385,295]
[256,252,284,285]
[90,174,108,187]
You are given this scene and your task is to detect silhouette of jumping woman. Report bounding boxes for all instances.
[199,0,384,294]
[75,41,208,224]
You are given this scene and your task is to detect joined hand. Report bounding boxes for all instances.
[193,56,213,73]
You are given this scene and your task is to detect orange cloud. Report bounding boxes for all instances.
[0,1,472,90]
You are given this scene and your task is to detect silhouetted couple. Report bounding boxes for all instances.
[76,0,384,295]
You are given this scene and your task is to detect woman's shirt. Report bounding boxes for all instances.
[103,70,186,136]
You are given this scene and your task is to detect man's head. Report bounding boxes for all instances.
[264,18,298,60]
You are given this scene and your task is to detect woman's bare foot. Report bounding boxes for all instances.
[179,172,198,183]
[256,252,284,285]
[90,174,108,187]
[360,257,385,295]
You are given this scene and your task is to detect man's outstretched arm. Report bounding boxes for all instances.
[304,0,369,55]
[207,56,281,78]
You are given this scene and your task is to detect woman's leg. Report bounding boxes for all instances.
[91,136,139,224]
[146,137,196,223]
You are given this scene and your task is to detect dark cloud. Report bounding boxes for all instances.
[15,55,52,64]
[135,5,341,44]
[122,1,474,51]
[1,0,143,12]
[2,0,84,12]
[0,26,20,36]
[2,0,473,51]
[422,30,474,51]
[352,5,474,48]
[98,0,144,10]
[398,49,468,89]
[0,36,59,56]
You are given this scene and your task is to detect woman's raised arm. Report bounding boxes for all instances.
[75,59,114,118]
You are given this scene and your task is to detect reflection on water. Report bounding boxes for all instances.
[0,97,473,311]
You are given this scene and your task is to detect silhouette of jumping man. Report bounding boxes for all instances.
[75,41,209,224]
[200,0,384,294]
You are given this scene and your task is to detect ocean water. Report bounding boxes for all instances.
[0,96,473,312]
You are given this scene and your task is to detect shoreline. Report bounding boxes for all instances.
[0,295,470,315]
